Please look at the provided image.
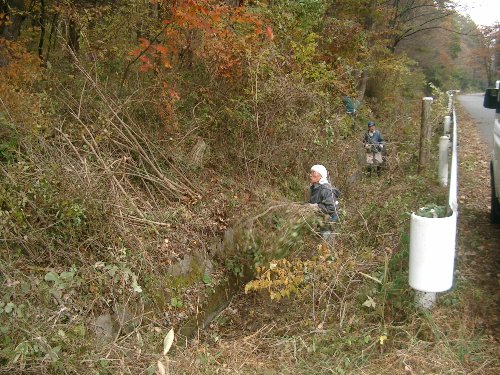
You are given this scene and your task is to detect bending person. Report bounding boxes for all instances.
[308,164,339,222]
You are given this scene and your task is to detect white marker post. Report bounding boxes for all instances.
[438,136,450,187]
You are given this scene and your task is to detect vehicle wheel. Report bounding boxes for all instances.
[491,162,500,224]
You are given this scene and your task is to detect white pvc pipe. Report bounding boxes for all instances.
[409,210,457,292]
[447,93,453,113]
[438,136,450,186]
[444,116,451,134]
[449,111,458,212]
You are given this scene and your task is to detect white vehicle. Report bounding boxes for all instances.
[483,80,500,223]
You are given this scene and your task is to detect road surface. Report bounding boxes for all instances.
[458,93,497,150]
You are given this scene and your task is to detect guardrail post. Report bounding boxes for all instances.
[444,115,451,135]
[415,291,436,309]
[418,97,434,172]
[439,136,450,186]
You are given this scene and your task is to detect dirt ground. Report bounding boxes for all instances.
[455,104,500,341]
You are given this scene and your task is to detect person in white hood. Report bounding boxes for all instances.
[308,164,340,221]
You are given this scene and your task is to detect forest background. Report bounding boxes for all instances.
[0,0,499,374]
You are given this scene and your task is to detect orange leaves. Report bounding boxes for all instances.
[128,0,274,130]
[129,38,174,73]
[157,81,181,133]
[0,38,43,131]
[155,44,168,55]
[266,26,274,41]
[167,87,180,102]
[138,38,150,48]
[131,0,273,79]
[138,55,154,72]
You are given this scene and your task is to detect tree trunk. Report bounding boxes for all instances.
[68,18,79,54]
[45,12,58,63]
[356,0,377,104]
[357,69,369,104]
[37,0,46,61]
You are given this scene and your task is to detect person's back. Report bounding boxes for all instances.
[309,182,336,215]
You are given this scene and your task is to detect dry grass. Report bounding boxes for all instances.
[1,37,498,374]
[160,103,500,375]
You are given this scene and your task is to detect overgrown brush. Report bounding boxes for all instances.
[0,51,231,374]
[0,1,475,373]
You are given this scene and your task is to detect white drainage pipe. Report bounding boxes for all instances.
[444,115,451,135]
[409,210,457,294]
[438,136,450,187]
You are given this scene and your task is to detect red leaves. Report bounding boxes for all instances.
[131,0,273,77]
[139,55,153,72]
[138,38,150,48]
[154,44,168,55]
[167,88,180,101]
[129,0,275,125]
[266,26,274,41]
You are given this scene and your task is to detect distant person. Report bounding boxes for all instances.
[308,164,340,222]
[363,121,384,176]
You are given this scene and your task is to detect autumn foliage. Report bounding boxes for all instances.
[131,0,273,78]
[1,1,499,373]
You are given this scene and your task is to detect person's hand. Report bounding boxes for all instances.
[309,203,319,209]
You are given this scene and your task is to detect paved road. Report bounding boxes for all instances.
[458,93,497,151]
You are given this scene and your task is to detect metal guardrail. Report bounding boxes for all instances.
[408,94,459,308]
[448,107,458,212]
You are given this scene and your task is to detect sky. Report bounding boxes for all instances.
[454,0,500,27]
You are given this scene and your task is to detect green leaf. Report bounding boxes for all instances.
[44,272,59,283]
[72,324,86,338]
[21,283,31,293]
[59,271,75,281]
[4,302,15,314]
[131,275,143,293]
[416,204,447,218]
[202,274,212,285]
[46,345,61,361]
[170,297,183,308]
